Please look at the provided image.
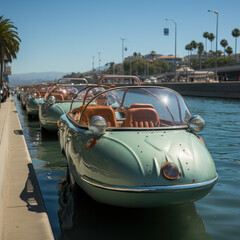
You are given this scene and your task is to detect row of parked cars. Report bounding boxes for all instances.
[0,84,10,103]
[17,75,218,207]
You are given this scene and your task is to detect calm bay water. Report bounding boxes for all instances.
[15,96,240,240]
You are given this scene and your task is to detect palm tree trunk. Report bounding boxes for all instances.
[205,38,207,57]
[199,55,202,70]
[235,37,237,61]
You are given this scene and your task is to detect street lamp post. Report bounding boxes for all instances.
[92,56,95,77]
[120,38,126,74]
[165,18,177,76]
[98,52,101,73]
[208,9,219,80]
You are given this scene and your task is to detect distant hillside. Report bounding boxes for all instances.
[9,71,69,87]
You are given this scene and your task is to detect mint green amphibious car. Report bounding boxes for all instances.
[58,81,218,207]
[39,80,88,132]
[25,84,50,119]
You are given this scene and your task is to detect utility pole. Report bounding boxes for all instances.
[165,18,177,76]
[98,52,101,73]
[208,9,219,80]
[92,56,95,77]
[120,38,126,74]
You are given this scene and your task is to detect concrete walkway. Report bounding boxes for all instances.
[0,97,54,240]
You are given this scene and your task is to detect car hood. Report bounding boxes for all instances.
[77,129,217,187]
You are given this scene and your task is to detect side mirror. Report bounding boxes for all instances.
[188,115,205,132]
[88,116,108,135]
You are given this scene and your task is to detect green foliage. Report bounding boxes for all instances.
[0,15,21,85]
[63,72,85,78]
[122,59,170,75]
[225,46,233,55]
[217,56,237,66]
[190,40,198,50]
[190,56,237,69]
[232,28,240,38]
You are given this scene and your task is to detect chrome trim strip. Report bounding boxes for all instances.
[81,174,218,193]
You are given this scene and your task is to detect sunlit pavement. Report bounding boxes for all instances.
[0,96,54,240]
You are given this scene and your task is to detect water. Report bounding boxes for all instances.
[15,96,240,240]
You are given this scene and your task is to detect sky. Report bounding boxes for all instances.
[2,0,240,74]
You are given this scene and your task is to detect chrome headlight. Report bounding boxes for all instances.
[48,95,56,104]
[188,115,205,132]
[162,162,179,180]
[31,93,37,99]
[88,116,108,135]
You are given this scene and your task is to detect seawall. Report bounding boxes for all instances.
[152,81,240,99]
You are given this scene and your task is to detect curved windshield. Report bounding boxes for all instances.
[27,84,50,98]
[44,84,87,102]
[58,78,88,84]
[98,75,141,85]
[69,86,191,129]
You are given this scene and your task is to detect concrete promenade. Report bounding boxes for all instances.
[0,97,54,240]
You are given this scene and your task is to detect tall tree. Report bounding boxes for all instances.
[225,46,233,56]
[203,32,209,55]
[220,39,228,57]
[0,15,21,86]
[185,44,192,67]
[232,28,240,60]
[190,40,198,53]
[208,33,215,56]
[150,50,156,60]
[197,42,204,70]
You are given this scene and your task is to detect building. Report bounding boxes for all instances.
[125,53,183,66]
[1,55,12,87]
[156,55,182,66]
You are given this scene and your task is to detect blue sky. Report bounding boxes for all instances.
[2,0,240,74]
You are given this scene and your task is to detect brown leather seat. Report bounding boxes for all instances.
[123,107,160,127]
[37,91,47,97]
[80,105,118,127]
[130,103,154,109]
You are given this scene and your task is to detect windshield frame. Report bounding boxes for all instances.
[67,86,191,131]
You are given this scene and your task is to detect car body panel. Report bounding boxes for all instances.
[39,83,87,131]
[58,80,217,207]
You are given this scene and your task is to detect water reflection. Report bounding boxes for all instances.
[15,95,240,240]
[58,176,211,240]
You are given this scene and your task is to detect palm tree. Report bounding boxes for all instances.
[208,33,215,53]
[150,50,156,60]
[231,28,240,61]
[220,39,228,57]
[0,15,21,86]
[225,46,233,56]
[197,42,204,70]
[185,44,192,67]
[203,32,209,54]
[190,40,198,53]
